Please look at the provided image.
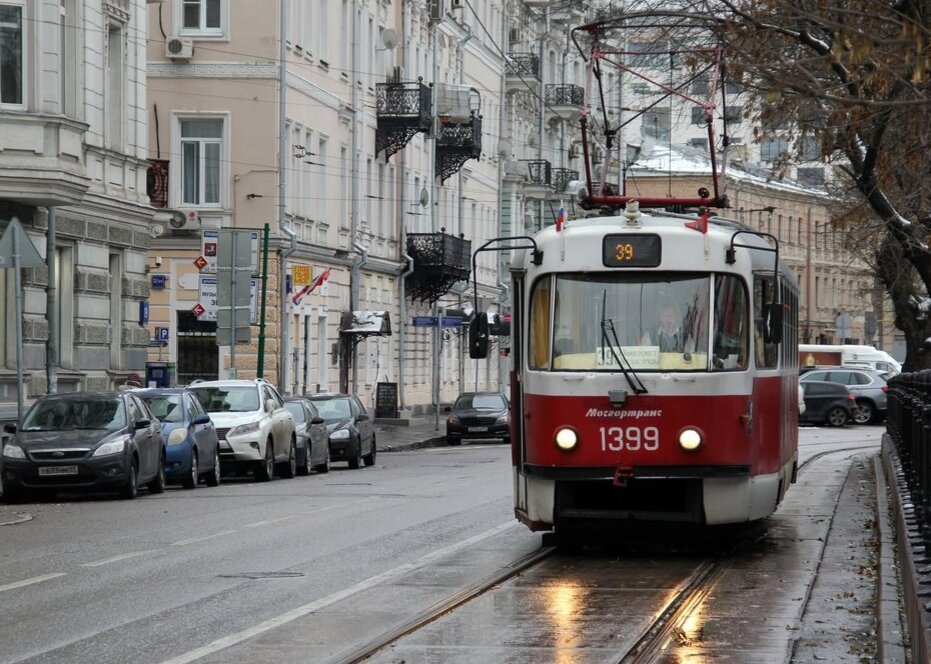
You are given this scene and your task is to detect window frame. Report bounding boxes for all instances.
[172,112,229,209]
[0,1,26,109]
[177,0,227,39]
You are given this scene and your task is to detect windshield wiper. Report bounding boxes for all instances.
[601,290,647,395]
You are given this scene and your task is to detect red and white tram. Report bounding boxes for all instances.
[471,206,799,531]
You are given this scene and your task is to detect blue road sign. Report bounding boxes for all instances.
[151,274,166,289]
[148,340,168,348]
[157,327,169,341]
[441,317,464,327]
[412,316,438,326]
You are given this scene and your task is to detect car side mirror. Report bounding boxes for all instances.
[469,312,489,359]
[135,418,151,429]
[265,398,276,413]
[311,417,325,425]
[192,413,211,425]
[3,422,16,434]
[357,413,369,422]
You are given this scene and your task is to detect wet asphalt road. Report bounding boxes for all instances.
[0,425,886,663]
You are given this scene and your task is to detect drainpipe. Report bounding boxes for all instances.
[399,238,414,411]
[46,207,58,394]
[349,0,361,394]
[279,223,297,394]
[351,238,368,392]
[277,0,289,389]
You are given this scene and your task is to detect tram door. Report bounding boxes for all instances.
[176,310,218,384]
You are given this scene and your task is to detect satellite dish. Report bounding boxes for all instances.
[382,29,398,50]
[419,188,429,207]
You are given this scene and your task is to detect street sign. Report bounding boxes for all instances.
[192,303,206,318]
[412,316,438,326]
[139,300,149,325]
[151,274,166,289]
[0,217,43,268]
[441,316,464,327]
[148,340,168,348]
[293,264,311,286]
[157,327,169,341]
[193,255,208,271]
[198,274,259,323]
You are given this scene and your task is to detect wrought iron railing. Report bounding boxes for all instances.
[405,232,472,304]
[544,84,584,107]
[436,114,483,183]
[505,53,541,79]
[375,79,433,160]
[551,168,579,194]
[522,159,552,186]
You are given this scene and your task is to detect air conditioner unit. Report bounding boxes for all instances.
[166,37,194,60]
[169,209,201,231]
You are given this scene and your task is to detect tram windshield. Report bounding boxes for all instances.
[529,273,750,372]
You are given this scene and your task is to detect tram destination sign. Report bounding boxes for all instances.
[602,233,661,268]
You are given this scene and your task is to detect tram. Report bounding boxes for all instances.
[471,207,799,531]
[466,12,800,532]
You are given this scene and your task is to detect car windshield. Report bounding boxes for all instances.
[455,394,506,410]
[284,402,305,422]
[312,398,352,420]
[21,397,126,431]
[141,394,182,423]
[190,386,260,413]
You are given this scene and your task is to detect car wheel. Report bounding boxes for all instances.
[120,461,138,499]
[204,447,221,487]
[315,444,330,474]
[363,435,376,466]
[280,438,297,479]
[148,454,167,494]
[852,400,875,425]
[182,450,198,490]
[255,439,274,482]
[447,436,462,446]
[826,406,849,427]
[348,441,362,469]
[297,441,312,476]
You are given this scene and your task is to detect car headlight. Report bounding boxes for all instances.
[446,417,459,426]
[2,444,25,459]
[167,427,189,446]
[92,438,127,457]
[554,427,578,451]
[229,421,260,438]
[496,414,509,424]
[330,428,350,440]
[678,428,703,452]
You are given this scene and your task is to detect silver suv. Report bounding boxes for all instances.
[799,367,888,424]
[188,379,296,481]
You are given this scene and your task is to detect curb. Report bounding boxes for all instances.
[378,436,446,453]
[874,454,907,663]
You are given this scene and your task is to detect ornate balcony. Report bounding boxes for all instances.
[505,53,541,95]
[551,168,580,196]
[405,231,472,305]
[436,113,482,183]
[549,0,588,24]
[375,79,433,161]
[544,84,585,126]
[521,159,552,200]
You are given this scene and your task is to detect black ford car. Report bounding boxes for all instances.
[2,392,165,501]
[445,392,510,446]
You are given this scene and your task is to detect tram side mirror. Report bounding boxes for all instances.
[763,303,784,344]
[469,312,489,359]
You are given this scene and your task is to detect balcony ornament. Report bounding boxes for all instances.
[375,78,434,162]
[404,231,472,304]
[435,111,483,183]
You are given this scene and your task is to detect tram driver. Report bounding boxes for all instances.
[641,302,695,353]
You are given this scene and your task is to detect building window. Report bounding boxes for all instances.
[179,118,224,206]
[797,167,825,187]
[642,108,670,140]
[691,107,707,125]
[181,0,223,36]
[761,136,788,161]
[723,105,742,122]
[106,24,124,149]
[688,137,708,150]
[0,3,24,106]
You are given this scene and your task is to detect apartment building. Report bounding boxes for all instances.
[0,0,153,399]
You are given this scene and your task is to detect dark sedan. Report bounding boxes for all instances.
[284,398,330,475]
[2,391,165,500]
[306,394,375,469]
[799,381,855,427]
[445,392,510,445]
[136,388,221,489]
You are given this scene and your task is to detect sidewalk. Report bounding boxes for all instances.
[373,414,447,451]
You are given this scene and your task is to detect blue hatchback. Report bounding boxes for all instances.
[136,388,221,489]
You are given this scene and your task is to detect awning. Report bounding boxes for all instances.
[340,310,392,336]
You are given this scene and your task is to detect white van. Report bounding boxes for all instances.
[799,344,901,377]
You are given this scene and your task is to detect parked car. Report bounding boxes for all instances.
[284,397,330,475]
[799,367,888,424]
[188,379,296,481]
[136,388,221,489]
[306,393,375,469]
[1,391,165,500]
[799,381,856,427]
[445,392,510,446]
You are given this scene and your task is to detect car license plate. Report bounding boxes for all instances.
[38,466,78,476]
[468,426,487,433]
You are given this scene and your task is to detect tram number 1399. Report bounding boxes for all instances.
[599,426,660,451]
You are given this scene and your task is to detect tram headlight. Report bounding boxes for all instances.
[554,427,578,452]
[678,427,703,452]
